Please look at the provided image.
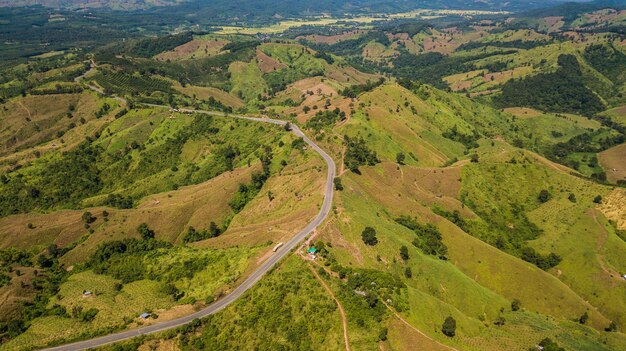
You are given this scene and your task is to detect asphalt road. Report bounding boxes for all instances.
[41,103,336,351]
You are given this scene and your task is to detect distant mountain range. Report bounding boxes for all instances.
[0,0,569,13]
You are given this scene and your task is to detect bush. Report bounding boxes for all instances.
[378,327,388,341]
[442,316,456,337]
[80,308,99,322]
[396,152,405,165]
[137,223,155,240]
[333,177,343,191]
[605,321,618,332]
[395,216,448,259]
[183,222,222,243]
[399,245,409,261]
[579,311,589,324]
[538,189,551,203]
[568,193,577,203]
[361,227,378,246]
[511,298,521,311]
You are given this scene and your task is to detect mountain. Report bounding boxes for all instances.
[0,3,625,351]
[0,0,563,12]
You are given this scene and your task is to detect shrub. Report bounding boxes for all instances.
[137,223,155,240]
[579,311,589,324]
[396,152,406,165]
[395,216,447,259]
[605,321,618,332]
[511,298,521,311]
[80,308,99,322]
[399,245,409,261]
[333,177,343,191]
[361,227,378,246]
[442,316,456,337]
[538,189,551,203]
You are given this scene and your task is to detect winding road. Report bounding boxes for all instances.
[42,93,336,350]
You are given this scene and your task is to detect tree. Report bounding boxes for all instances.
[400,245,409,261]
[579,311,589,324]
[494,316,506,326]
[137,223,155,240]
[605,321,618,332]
[404,267,412,278]
[442,316,456,337]
[361,227,378,246]
[284,122,292,131]
[37,254,53,268]
[334,177,343,191]
[378,327,388,341]
[81,211,95,224]
[568,193,577,203]
[511,298,521,311]
[593,195,602,204]
[470,154,479,163]
[80,308,99,322]
[538,189,551,203]
[396,152,406,165]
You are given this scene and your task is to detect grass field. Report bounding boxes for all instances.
[598,142,626,183]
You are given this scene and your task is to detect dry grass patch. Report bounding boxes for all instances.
[297,30,368,44]
[255,48,287,73]
[199,152,325,249]
[173,83,244,108]
[0,166,255,265]
[155,39,228,61]
[598,188,626,230]
[354,162,474,220]
[598,142,626,183]
[503,107,543,118]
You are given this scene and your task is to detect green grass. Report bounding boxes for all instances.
[228,60,268,101]
[180,257,346,350]
[1,243,260,351]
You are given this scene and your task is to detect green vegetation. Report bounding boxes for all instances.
[182,223,223,243]
[395,216,448,259]
[442,316,456,337]
[344,135,379,173]
[361,226,378,246]
[229,146,273,213]
[496,55,605,116]
[341,78,385,98]
[1,6,626,351]
[0,112,283,216]
[305,108,346,131]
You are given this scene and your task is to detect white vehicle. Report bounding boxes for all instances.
[273,242,284,252]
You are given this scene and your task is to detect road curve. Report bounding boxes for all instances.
[42,106,336,351]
